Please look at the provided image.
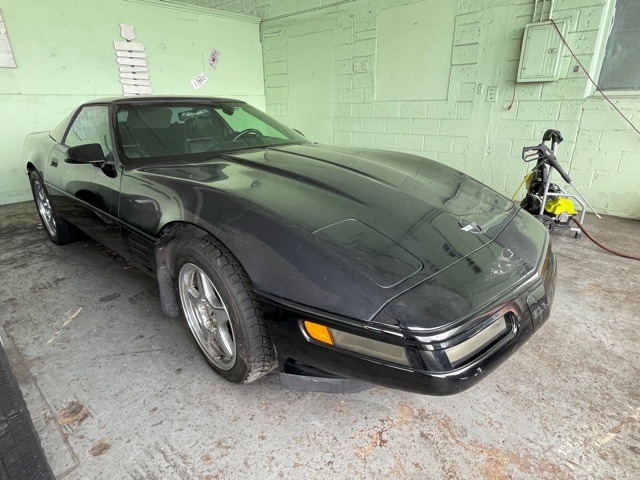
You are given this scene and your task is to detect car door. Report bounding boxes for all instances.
[46,105,127,256]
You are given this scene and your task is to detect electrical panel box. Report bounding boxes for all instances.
[517,21,567,83]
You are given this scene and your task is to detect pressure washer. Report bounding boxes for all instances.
[513,129,639,261]
[515,129,602,238]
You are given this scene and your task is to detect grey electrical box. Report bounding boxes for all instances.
[517,21,567,83]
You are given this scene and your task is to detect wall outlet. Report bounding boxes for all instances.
[487,86,498,102]
[353,61,361,72]
[362,60,370,72]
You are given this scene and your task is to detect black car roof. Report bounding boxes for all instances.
[84,96,247,106]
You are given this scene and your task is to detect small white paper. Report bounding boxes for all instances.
[191,73,208,90]
[209,49,221,69]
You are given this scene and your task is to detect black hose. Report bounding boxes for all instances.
[571,218,640,261]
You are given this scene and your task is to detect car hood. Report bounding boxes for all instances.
[132,143,523,320]
[226,143,517,279]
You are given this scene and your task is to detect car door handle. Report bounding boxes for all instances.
[51,157,60,167]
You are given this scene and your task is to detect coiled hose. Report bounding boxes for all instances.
[571,218,640,261]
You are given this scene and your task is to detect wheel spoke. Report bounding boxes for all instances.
[198,271,223,308]
[208,336,226,358]
[214,308,230,326]
[215,326,234,358]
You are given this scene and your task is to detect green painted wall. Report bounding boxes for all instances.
[206,0,640,219]
[0,0,265,205]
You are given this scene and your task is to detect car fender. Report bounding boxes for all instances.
[23,132,55,175]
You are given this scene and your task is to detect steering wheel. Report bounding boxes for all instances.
[233,128,264,141]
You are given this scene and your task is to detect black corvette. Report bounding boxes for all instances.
[23,97,556,395]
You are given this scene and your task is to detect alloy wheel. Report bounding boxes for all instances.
[179,263,236,370]
[34,181,57,237]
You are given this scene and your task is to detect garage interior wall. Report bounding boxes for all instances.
[200,0,639,218]
[0,0,264,205]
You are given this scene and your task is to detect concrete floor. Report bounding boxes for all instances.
[0,201,638,480]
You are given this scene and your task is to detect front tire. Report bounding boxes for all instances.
[29,170,77,245]
[175,235,275,384]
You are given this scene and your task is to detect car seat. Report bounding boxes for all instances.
[184,114,228,153]
[126,107,174,156]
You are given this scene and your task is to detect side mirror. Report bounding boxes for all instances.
[66,143,105,164]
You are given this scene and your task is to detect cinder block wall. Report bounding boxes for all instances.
[192,0,640,218]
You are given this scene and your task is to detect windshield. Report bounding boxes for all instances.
[115,101,307,160]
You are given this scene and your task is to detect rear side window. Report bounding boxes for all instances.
[50,110,76,142]
[64,106,113,157]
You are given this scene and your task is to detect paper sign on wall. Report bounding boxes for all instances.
[209,49,221,69]
[0,8,17,68]
[191,73,208,90]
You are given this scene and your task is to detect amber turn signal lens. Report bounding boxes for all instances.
[303,321,334,345]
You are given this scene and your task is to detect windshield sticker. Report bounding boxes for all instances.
[178,109,211,120]
[459,219,482,233]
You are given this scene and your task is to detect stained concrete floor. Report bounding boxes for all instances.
[0,200,639,480]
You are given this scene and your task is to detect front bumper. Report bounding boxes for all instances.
[262,249,557,396]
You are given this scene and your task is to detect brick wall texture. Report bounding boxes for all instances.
[177,0,640,218]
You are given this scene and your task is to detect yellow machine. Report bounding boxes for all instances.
[516,129,600,238]
[544,197,578,219]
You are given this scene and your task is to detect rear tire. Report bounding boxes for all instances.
[29,170,77,245]
[175,235,276,384]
